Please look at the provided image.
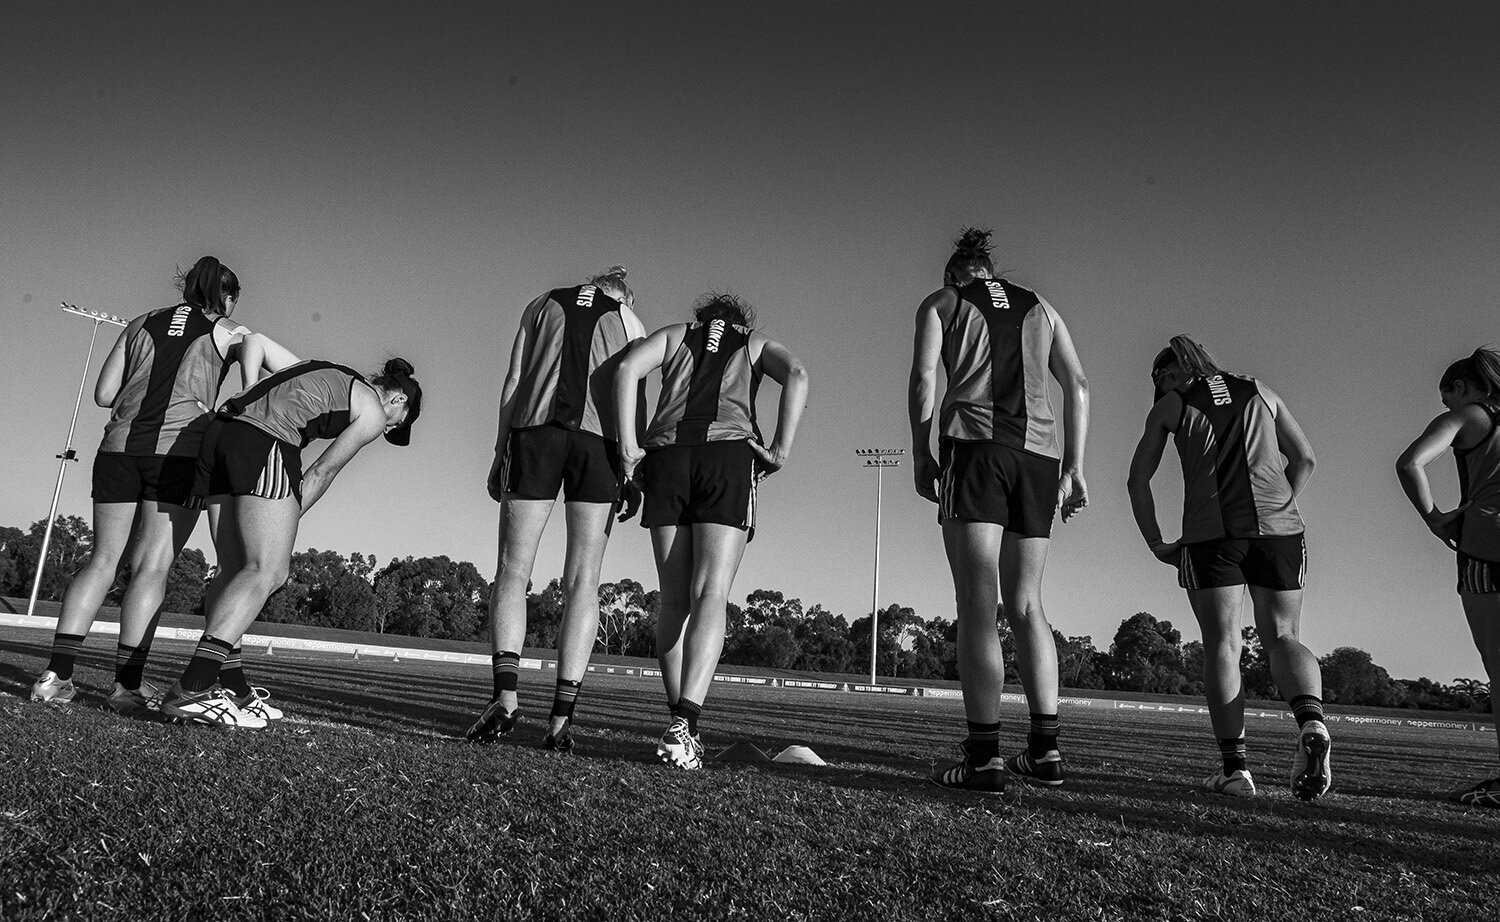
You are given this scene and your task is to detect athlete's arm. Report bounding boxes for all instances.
[748,336,809,478]
[1044,299,1090,521]
[300,384,386,514]
[93,326,132,407]
[1397,409,1473,547]
[621,307,650,444]
[613,325,677,482]
[231,332,302,388]
[907,290,947,504]
[1128,394,1182,564]
[1259,384,1316,497]
[487,297,544,502]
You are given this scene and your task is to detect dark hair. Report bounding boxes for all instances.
[372,357,422,445]
[1152,335,1224,401]
[692,291,754,328]
[943,227,995,285]
[176,256,240,317]
[587,265,632,305]
[1440,346,1500,397]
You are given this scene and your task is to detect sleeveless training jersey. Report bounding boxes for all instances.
[939,278,1059,459]
[644,320,762,449]
[1456,401,1500,562]
[1174,373,1303,543]
[99,304,233,457]
[509,285,634,439]
[220,361,363,448]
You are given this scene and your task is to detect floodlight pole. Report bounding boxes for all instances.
[855,448,904,686]
[25,305,127,618]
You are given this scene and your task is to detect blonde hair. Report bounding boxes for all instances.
[587,265,632,305]
[1154,334,1222,380]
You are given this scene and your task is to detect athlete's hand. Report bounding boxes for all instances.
[486,454,506,503]
[1149,539,1181,566]
[1058,468,1088,521]
[616,479,643,523]
[1425,506,1465,549]
[620,444,646,483]
[749,440,788,482]
[913,453,940,504]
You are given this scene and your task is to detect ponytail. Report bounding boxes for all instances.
[1441,346,1500,397]
[1164,334,1222,380]
[372,357,422,445]
[1151,335,1223,401]
[176,256,241,317]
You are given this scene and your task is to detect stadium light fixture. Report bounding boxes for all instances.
[855,447,904,686]
[25,304,127,618]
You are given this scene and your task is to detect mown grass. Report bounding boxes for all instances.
[1,636,1498,921]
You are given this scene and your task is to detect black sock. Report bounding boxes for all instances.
[1290,695,1325,728]
[1028,712,1061,758]
[114,641,152,689]
[1218,736,1248,775]
[219,647,252,697]
[965,720,1002,764]
[678,698,703,735]
[492,651,520,702]
[550,679,581,721]
[667,700,681,719]
[179,635,235,693]
[46,633,87,680]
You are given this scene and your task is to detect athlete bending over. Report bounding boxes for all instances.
[1128,335,1330,800]
[468,267,646,752]
[615,292,808,770]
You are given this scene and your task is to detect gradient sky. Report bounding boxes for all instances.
[3,3,1497,681]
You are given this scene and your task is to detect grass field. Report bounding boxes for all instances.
[2,631,1498,921]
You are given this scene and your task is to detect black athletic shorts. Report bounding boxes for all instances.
[640,440,757,536]
[499,423,621,503]
[1178,534,1306,591]
[1458,551,1500,594]
[195,417,303,502]
[938,439,1059,538]
[92,452,199,507]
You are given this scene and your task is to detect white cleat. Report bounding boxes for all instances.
[30,670,77,704]
[1205,768,1257,797]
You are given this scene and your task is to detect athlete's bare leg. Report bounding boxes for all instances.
[1187,586,1247,742]
[1247,585,1322,701]
[199,494,299,646]
[1460,591,1500,766]
[942,520,1006,725]
[53,502,137,637]
[678,523,749,708]
[203,497,240,614]
[118,500,200,648]
[487,497,555,713]
[651,525,692,707]
[550,500,614,733]
[1000,531,1058,716]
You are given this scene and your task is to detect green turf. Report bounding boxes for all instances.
[2,637,1498,921]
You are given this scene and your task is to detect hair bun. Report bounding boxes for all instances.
[955,227,994,257]
[605,265,627,279]
[384,357,415,378]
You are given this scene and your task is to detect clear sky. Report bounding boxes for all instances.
[3,2,1497,681]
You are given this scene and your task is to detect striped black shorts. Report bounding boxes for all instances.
[195,418,303,503]
[1458,551,1500,594]
[1178,534,1306,591]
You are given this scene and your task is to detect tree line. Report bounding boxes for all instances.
[2,516,1490,713]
